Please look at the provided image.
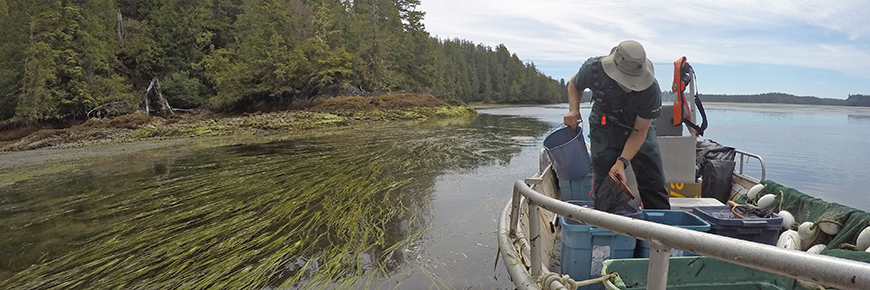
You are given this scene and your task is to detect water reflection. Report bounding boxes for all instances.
[0,113,550,289]
[848,114,870,124]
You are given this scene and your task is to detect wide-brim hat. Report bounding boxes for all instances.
[601,40,655,91]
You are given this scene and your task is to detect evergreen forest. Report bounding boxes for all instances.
[0,0,563,123]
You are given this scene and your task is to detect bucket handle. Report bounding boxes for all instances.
[547,123,583,136]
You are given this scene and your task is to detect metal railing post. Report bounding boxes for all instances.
[735,150,766,181]
[510,187,522,236]
[646,239,671,290]
[498,198,540,290]
[528,200,542,278]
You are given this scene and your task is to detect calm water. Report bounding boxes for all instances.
[1,103,868,289]
[698,103,870,211]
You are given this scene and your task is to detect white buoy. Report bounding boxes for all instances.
[747,184,765,201]
[807,244,826,254]
[857,226,870,251]
[777,230,801,250]
[778,210,795,229]
[797,222,820,250]
[797,278,824,290]
[798,222,818,241]
[757,194,776,209]
[817,221,841,236]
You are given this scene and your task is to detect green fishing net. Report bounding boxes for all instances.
[756,180,870,263]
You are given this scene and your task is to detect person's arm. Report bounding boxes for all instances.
[610,116,653,183]
[563,78,583,130]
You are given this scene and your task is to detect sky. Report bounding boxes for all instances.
[417,0,870,99]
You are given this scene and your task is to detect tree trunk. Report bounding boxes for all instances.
[145,78,174,116]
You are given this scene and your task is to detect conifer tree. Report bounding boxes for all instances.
[0,0,564,121]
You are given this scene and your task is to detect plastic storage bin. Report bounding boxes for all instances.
[601,257,801,290]
[692,206,783,245]
[560,201,642,289]
[558,173,594,201]
[635,210,711,257]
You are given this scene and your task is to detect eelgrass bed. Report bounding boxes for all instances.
[0,114,549,289]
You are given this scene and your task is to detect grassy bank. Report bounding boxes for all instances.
[0,94,477,152]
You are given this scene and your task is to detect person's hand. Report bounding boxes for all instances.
[610,162,627,184]
[563,111,581,130]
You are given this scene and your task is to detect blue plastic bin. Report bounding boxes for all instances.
[692,206,782,245]
[635,210,711,258]
[558,173,594,201]
[560,201,642,289]
[544,126,591,181]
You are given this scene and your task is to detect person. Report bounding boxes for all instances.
[563,40,670,210]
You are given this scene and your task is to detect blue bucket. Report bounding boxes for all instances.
[543,126,591,181]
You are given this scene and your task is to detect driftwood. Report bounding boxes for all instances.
[145,78,174,116]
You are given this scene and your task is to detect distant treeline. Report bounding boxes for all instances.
[698,93,870,107]
[0,0,561,123]
[845,94,870,107]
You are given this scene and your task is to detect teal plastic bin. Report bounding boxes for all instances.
[544,126,591,181]
[558,173,594,201]
[560,201,642,290]
[634,210,711,258]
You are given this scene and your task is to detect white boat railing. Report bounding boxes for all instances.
[503,179,870,290]
[735,149,766,181]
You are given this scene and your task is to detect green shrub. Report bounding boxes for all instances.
[163,71,206,109]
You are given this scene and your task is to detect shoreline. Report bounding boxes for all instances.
[0,94,477,153]
[0,108,477,177]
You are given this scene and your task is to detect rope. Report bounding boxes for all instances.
[776,190,784,212]
[540,272,619,290]
[540,272,577,290]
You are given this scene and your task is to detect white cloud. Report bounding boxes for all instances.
[418,0,870,80]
